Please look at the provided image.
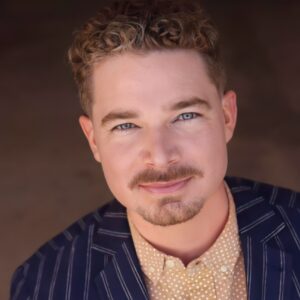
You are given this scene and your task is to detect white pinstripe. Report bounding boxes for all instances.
[48,240,59,251]
[240,211,275,234]
[93,210,102,222]
[261,243,267,300]
[246,236,252,300]
[289,192,297,208]
[277,206,300,250]
[292,271,300,298]
[100,272,114,300]
[104,212,127,218]
[260,223,285,243]
[33,253,45,300]
[83,224,94,300]
[236,196,264,214]
[252,181,260,192]
[12,265,29,300]
[92,244,116,256]
[48,246,64,300]
[65,237,78,300]
[231,186,252,193]
[270,187,278,205]
[77,218,87,231]
[98,228,131,238]
[122,243,148,299]
[63,230,73,241]
[275,235,287,300]
[112,257,133,300]
[104,254,110,267]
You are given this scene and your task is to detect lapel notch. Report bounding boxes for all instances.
[94,240,148,300]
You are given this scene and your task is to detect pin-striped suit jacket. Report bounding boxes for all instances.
[11,177,300,300]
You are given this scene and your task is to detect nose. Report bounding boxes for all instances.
[141,128,180,168]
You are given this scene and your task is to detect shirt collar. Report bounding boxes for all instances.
[199,183,241,275]
[128,181,242,285]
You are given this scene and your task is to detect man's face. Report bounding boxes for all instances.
[80,49,237,226]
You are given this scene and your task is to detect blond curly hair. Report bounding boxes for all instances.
[68,0,226,115]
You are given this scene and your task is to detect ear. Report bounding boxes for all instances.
[221,90,237,143]
[79,115,101,163]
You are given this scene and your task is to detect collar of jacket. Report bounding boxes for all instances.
[92,177,299,300]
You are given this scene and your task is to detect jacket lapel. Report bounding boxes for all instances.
[94,239,149,300]
[91,201,149,300]
[226,178,294,300]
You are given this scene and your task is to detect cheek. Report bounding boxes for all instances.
[98,139,138,194]
[203,126,228,175]
[98,132,139,166]
[182,123,228,168]
[100,154,131,206]
[101,146,132,175]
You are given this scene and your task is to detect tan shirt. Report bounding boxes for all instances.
[128,183,247,300]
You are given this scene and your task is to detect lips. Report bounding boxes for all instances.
[138,177,191,194]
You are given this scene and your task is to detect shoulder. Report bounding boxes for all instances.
[10,201,114,300]
[226,176,300,243]
[226,176,300,209]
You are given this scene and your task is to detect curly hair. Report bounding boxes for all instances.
[68,0,226,115]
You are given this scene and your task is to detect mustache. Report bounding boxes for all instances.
[129,166,203,189]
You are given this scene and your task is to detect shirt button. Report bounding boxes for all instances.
[166,260,175,268]
[220,265,228,273]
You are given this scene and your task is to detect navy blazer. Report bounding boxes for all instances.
[11,177,300,300]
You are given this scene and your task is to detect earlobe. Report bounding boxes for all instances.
[79,115,101,163]
[222,90,238,143]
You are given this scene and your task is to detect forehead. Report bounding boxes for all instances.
[91,49,219,116]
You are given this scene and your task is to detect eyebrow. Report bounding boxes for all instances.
[101,97,211,127]
[169,97,211,111]
[101,110,138,127]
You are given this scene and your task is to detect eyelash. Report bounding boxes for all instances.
[111,112,200,132]
[176,112,200,121]
[112,123,137,131]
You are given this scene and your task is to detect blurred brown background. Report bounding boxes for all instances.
[1,1,300,299]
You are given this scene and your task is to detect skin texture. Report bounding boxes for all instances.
[79,49,237,263]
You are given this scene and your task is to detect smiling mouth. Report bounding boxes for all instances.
[138,177,192,194]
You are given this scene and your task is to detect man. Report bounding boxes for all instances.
[10,0,300,299]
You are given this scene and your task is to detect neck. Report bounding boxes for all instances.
[128,181,229,266]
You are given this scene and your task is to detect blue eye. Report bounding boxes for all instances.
[112,123,137,131]
[177,112,199,121]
